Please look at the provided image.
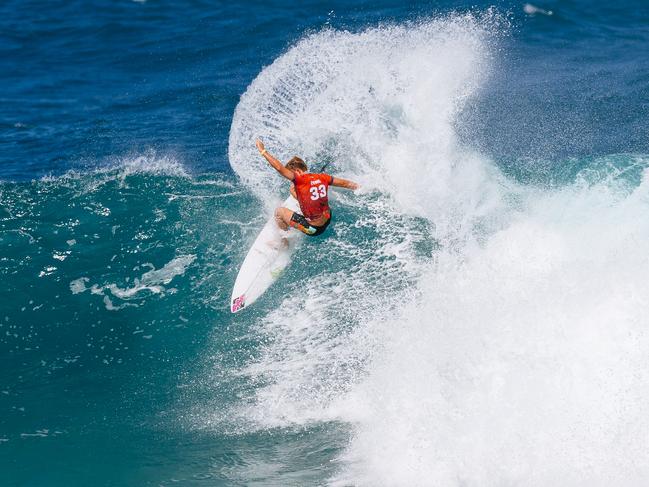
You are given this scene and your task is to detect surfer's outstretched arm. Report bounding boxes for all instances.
[256,139,294,180]
[331,176,359,190]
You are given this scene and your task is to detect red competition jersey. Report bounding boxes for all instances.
[293,172,334,220]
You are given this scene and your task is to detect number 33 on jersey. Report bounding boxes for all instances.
[309,184,327,200]
[293,172,334,220]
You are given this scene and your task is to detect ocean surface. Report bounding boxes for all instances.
[2,0,649,485]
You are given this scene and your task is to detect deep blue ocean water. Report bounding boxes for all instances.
[2,1,649,486]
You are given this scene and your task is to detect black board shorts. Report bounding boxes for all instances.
[290,212,331,237]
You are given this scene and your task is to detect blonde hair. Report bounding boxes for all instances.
[285,156,307,172]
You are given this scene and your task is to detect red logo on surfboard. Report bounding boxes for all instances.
[232,295,246,313]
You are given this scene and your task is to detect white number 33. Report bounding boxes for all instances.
[309,184,327,200]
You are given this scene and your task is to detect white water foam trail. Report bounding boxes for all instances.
[331,171,649,486]
[227,12,649,487]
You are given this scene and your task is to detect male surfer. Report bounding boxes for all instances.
[256,139,358,236]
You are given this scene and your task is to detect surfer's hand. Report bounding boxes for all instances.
[256,139,265,154]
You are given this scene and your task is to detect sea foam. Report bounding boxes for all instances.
[227,12,649,486]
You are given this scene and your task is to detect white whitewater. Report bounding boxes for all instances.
[227,12,649,486]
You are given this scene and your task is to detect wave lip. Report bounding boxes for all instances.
[228,11,505,225]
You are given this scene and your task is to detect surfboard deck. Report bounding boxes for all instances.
[230,195,303,313]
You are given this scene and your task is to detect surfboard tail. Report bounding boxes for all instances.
[231,294,246,313]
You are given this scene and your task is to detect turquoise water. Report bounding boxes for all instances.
[1,162,422,485]
[3,1,649,485]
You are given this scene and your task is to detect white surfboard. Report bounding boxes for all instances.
[230,195,303,313]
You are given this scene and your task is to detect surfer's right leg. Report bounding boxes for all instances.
[274,207,293,231]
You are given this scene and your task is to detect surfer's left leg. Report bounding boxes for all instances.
[275,207,329,236]
[288,212,330,236]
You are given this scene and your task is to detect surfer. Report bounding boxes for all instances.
[256,139,358,236]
